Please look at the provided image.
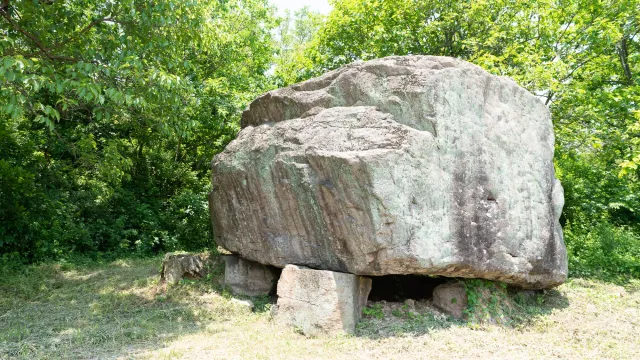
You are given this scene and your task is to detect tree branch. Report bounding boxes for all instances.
[1,8,79,62]
[51,15,130,50]
[616,36,633,84]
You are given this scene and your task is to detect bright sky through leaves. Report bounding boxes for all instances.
[270,0,331,14]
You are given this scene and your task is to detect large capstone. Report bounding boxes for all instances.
[209,55,567,289]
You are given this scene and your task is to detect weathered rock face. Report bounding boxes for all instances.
[275,265,372,335]
[209,55,567,289]
[223,255,280,296]
[161,253,208,284]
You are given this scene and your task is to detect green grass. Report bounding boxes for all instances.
[1,257,639,359]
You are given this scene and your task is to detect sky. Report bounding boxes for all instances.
[270,0,332,15]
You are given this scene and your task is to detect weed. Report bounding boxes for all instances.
[362,303,384,319]
[463,279,513,324]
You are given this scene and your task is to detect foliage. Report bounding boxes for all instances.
[461,279,571,327]
[463,279,511,324]
[565,222,640,280]
[298,0,640,280]
[0,0,278,261]
[272,6,324,86]
[362,303,384,319]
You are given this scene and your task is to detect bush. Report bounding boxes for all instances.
[565,221,640,281]
[0,129,215,261]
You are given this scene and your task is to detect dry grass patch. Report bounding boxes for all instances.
[1,257,638,359]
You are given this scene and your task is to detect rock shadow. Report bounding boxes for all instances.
[355,275,570,339]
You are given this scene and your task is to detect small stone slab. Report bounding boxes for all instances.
[275,265,372,336]
[161,253,208,284]
[223,255,280,296]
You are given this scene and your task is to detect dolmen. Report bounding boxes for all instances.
[208,55,567,335]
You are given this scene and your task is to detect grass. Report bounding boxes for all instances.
[1,256,639,360]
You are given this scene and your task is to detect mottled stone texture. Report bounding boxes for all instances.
[432,283,468,319]
[223,255,280,296]
[162,253,207,284]
[209,55,567,289]
[275,265,372,335]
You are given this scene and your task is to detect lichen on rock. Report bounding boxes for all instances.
[209,55,567,289]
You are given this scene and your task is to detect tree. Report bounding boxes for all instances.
[272,6,325,86]
[0,0,277,261]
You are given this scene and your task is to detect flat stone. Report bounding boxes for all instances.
[432,282,468,319]
[275,265,372,336]
[223,255,280,296]
[161,253,207,284]
[209,55,567,289]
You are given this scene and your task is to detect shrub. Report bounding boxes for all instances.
[565,221,640,281]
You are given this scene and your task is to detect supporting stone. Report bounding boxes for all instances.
[223,255,280,296]
[275,265,372,336]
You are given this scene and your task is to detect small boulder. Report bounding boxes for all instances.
[432,282,468,319]
[161,253,208,284]
[404,299,416,309]
[275,265,372,336]
[224,255,280,296]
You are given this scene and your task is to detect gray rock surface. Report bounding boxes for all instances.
[161,253,208,284]
[432,283,468,319]
[209,55,567,289]
[275,265,372,335]
[223,255,279,296]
